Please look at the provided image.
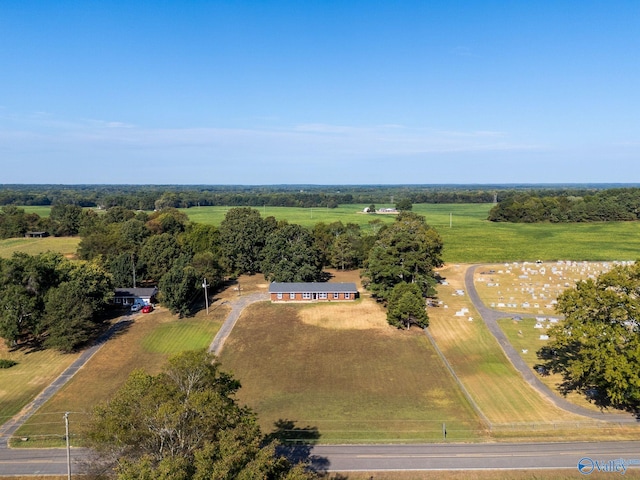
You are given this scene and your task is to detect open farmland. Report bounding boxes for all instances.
[0,237,80,259]
[180,203,640,263]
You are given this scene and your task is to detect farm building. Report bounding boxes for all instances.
[113,287,158,307]
[269,282,358,302]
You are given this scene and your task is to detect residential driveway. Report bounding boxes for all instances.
[464,264,637,423]
[208,292,269,356]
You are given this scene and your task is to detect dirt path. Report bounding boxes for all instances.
[464,264,638,424]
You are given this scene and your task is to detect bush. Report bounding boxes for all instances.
[0,359,18,369]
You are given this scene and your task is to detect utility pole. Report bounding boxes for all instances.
[202,278,210,314]
[64,412,71,480]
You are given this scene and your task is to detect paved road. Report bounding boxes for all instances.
[464,265,638,423]
[208,291,269,355]
[2,441,640,475]
[307,441,640,472]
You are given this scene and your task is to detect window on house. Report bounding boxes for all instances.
[319,292,327,299]
[277,293,283,300]
[290,292,296,299]
[302,292,311,300]
[345,293,351,299]
[333,292,339,299]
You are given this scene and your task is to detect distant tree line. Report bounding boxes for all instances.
[4,184,629,211]
[488,188,640,223]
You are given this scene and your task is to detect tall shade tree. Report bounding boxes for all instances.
[362,212,443,302]
[49,203,83,236]
[261,224,322,282]
[86,350,317,479]
[386,282,428,329]
[159,256,199,317]
[218,207,274,276]
[537,263,640,411]
[139,233,184,284]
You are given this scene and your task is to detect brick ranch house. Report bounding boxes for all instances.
[269,282,358,302]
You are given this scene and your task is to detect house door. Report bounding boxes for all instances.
[313,293,317,300]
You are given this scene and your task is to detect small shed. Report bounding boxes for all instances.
[269,282,358,302]
[113,287,158,307]
[25,231,49,238]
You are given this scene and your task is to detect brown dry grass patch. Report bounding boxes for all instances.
[298,300,389,330]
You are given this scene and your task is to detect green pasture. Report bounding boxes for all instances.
[0,237,80,259]
[220,302,486,443]
[181,204,640,263]
[19,205,53,217]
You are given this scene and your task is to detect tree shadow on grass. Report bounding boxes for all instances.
[266,419,329,475]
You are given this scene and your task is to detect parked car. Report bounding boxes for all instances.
[141,305,154,313]
[130,303,143,312]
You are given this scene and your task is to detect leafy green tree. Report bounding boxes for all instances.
[49,203,83,236]
[363,212,443,302]
[40,260,113,352]
[261,224,322,282]
[180,223,220,257]
[395,198,413,211]
[330,233,358,270]
[386,283,428,329]
[42,281,97,352]
[139,233,184,283]
[109,253,136,288]
[86,350,317,479]
[537,263,640,411]
[0,284,39,345]
[159,256,199,317]
[219,208,273,275]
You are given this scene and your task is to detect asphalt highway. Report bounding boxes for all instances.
[2,442,640,476]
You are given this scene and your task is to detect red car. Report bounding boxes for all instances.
[141,305,154,313]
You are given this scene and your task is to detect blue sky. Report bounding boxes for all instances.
[1,1,638,184]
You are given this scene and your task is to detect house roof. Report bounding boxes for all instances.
[268,282,358,294]
[114,287,158,298]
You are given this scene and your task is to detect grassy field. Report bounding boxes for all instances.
[0,345,81,422]
[10,305,228,447]
[179,203,640,263]
[10,203,640,263]
[220,302,486,443]
[0,237,80,259]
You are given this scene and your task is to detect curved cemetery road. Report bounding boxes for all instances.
[464,265,638,423]
[208,291,269,355]
[0,317,134,447]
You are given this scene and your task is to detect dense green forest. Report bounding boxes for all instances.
[488,188,640,223]
[1,183,635,210]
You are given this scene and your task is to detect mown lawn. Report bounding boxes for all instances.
[219,301,486,443]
